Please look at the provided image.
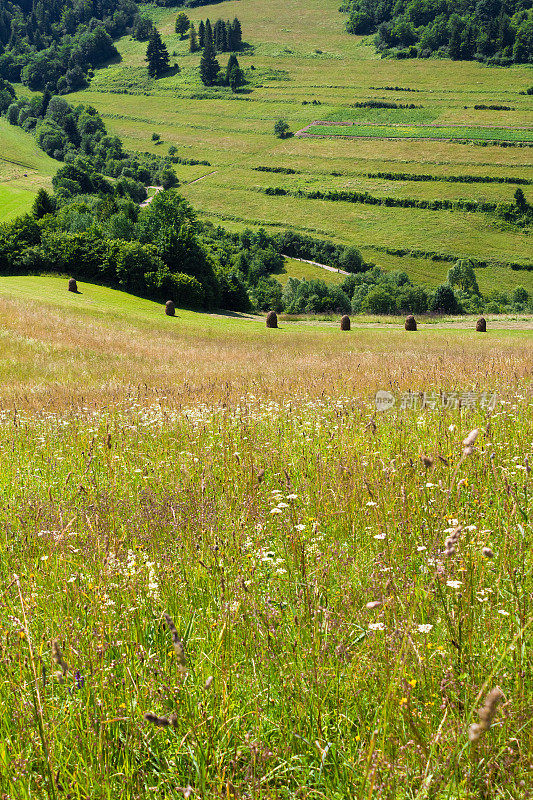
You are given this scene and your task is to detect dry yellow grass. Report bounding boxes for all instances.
[0,280,530,409]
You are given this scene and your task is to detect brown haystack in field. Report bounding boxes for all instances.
[405,315,417,331]
[266,311,278,328]
[165,300,175,317]
[476,317,486,332]
[68,278,78,293]
[340,315,351,331]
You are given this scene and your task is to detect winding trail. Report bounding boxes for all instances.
[282,255,349,276]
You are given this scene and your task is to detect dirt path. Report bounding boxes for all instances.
[186,170,218,185]
[282,255,349,276]
[140,186,163,208]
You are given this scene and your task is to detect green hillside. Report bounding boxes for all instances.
[65,0,532,292]
[0,116,57,221]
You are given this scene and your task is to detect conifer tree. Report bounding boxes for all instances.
[198,20,205,48]
[189,23,199,53]
[231,17,242,49]
[146,29,170,78]
[227,55,244,92]
[175,12,190,39]
[204,19,213,48]
[32,187,54,219]
[199,40,220,86]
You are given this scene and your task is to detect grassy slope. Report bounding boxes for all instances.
[0,117,57,221]
[68,0,533,292]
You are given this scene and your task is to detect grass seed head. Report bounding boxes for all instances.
[51,639,68,681]
[144,712,178,728]
[164,612,187,674]
[482,546,494,558]
[444,525,462,557]
[468,687,504,741]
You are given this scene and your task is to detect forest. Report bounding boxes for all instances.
[344,0,533,63]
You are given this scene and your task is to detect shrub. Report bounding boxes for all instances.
[274,119,290,139]
[430,284,461,314]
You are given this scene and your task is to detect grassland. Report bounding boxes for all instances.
[0,117,57,221]
[301,122,533,142]
[65,0,533,292]
[0,275,531,797]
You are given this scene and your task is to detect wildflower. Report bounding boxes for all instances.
[368,622,385,631]
[286,494,298,500]
[482,547,494,558]
[497,609,509,616]
[416,624,433,633]
[277,502,289,509]
[294,524,305,531]
[366,501,377,507]
[270,508,282,514]
[446,580,462,589]
[374,533,386,540]
[366,601,381,610]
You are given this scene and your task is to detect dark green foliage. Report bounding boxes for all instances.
[274,119,291,139]
[189,24,199,52]
[274,230,366,273]
[32,188,55,219]
[0,0,136,94]
[262,186,510,216]
[226,54,244,90]
[133,16,155,42]
[430,284,461,314]
[197,16,242,52]
[447,259,481,296]
[366,171,531,186]
[199,41,220,86]
[345,0,532,64]
[146,30,171,78]
[282,277,351,314]
[175,13,190,38]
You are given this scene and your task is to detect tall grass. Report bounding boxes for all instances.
[0,306,531,796]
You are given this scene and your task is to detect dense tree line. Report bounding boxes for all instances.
[344,0,533,64]
[0,0,144,93]
[198,17,242,52]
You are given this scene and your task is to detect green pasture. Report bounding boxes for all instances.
[305,122,533,142]
[0,117,57,221]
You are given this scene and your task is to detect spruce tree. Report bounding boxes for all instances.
[189,23,199,53]
[198,20,205,48]
[225,53,239,84]
[204,19,213,48]
[32,187,54,219]
[231,17,242,49]
[199,41,220,86]
[146,29,170,78]
[175,12,190,39]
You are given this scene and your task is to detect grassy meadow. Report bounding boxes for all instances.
[63,0,533,291]
[0,276,532,797]
[0,117,57,221]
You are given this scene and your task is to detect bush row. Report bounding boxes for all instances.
[253,166,300,175]
[368,246,533,272]
[351,100,421,109]
[262,186,502,213]
[366,171,531,186]
[473,104,513,111]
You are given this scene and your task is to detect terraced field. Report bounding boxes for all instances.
[64,0,533,291]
